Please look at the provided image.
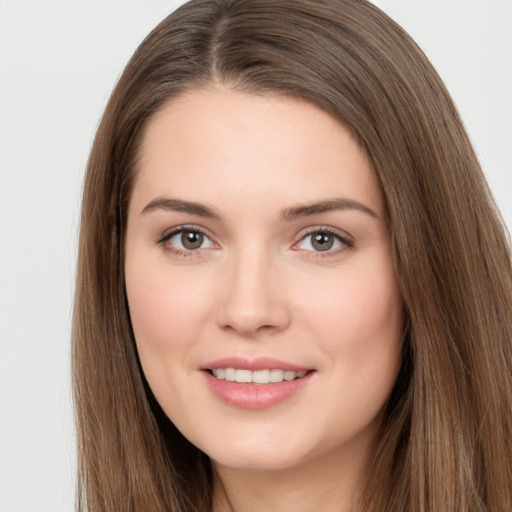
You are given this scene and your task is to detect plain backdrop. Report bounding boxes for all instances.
[0,1,511,510]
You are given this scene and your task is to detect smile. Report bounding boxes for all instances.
[210,368,308,384]
[203,361,315,409]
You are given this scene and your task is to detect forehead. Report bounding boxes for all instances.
[132,88,384,216]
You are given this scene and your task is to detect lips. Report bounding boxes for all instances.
[202,356,310,372]
[201,356,315,409]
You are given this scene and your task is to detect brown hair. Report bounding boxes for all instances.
[72,0,512,510]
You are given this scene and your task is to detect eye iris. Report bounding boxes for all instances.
[181,230,203,250]
[311,232,334,251]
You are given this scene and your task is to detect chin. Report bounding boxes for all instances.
[206,433,363,475]
[210,449,305,472]
[198,429,319,472]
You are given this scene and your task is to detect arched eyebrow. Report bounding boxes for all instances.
[141,197,223,220]
[281,198,380,221]
[141,196,379,221]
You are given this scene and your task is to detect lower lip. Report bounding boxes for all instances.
[203,371,314,410]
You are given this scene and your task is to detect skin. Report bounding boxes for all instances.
[125,88,404,512]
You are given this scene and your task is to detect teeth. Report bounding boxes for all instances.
[224,368,236,382]
[211,368,308,384]
[253,369,270,384]
[270,369,284,383]
[235,369,252,383]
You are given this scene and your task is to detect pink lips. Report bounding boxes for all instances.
[202,356,309,372]
[201,356,314,410]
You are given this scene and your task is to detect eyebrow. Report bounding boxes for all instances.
[141,197,223,220]
[141,196,380,221]
[281,198,380,221]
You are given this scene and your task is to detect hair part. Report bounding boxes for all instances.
[73,1,512,510]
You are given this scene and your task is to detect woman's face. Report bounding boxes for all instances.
[125,89,404,472]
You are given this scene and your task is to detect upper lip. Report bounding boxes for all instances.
[201,356,311,372]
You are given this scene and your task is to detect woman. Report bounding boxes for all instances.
[72,0,512,511]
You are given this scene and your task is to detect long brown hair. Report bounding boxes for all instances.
[72,1,512,510]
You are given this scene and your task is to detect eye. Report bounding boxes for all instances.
[172,230,207,250]
[295,229,353,253]
[158,227,216,254]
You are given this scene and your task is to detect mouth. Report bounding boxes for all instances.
[201,357,315,409]
[206,368,311,384]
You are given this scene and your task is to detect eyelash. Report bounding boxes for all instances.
[294,226,354,256]
[156,225,217,258]
[156,225,354,258]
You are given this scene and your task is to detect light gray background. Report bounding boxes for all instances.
[0,1,511,511]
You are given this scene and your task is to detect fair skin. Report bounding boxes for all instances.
[125,88,404,512]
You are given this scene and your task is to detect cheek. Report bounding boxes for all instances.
[342,273,402,346]
[124,253,213,403]
[302,259,402,335]
[300,265,404,449]
[124,255,215,422]
[299,257,404,385]
[125,251,210,348]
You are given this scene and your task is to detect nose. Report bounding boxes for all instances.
[216,249,291,337]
